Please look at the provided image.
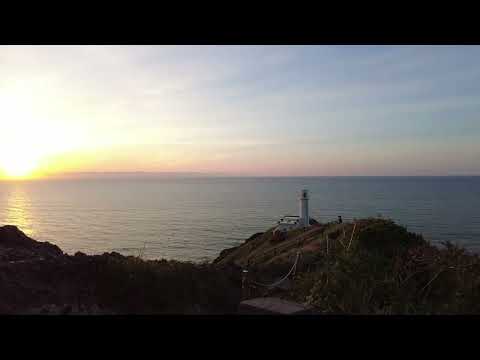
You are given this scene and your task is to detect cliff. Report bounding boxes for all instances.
[2,218,480,315]
[213,218,480,314]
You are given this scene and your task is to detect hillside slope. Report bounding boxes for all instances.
[214,218,480,314]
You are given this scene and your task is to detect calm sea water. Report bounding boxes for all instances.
[1,177,479,262]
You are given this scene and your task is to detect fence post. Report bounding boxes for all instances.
[326,233,329,255]
[241,269,249,300]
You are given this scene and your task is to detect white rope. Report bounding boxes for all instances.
[347,223,357,251]
[251,251,300,288]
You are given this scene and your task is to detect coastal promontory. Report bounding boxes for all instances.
[1,218,480,314]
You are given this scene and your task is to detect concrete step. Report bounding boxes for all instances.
[238,297,314,315]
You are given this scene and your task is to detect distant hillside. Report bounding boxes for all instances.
[40,171,223,180]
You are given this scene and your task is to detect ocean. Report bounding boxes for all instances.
[1,176,479,262]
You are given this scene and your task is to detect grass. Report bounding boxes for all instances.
[289,219,480,314]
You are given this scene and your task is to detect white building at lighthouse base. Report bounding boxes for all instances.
[273,190,311,235]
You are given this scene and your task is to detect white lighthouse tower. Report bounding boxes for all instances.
[274,189,312,234]
[299,189,309,228]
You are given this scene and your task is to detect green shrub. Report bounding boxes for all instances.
[290,221,480,314]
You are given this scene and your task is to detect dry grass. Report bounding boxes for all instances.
[289,219,480,314]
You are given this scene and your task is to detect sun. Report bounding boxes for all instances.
[0,143,41,179]
[0,103,41,179]
[0,88,87,180]
[1,153,38,178]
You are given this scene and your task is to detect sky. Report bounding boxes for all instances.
[0,45,479,178]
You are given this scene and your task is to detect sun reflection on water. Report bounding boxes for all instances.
[3,185,34,237]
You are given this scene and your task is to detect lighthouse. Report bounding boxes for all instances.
[299,189,309,228]
[274,189,311,234]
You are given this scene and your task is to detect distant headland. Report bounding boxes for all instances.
[32,171,223,180]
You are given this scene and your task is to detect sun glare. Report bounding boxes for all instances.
[0,90,85,180]
[1,153,38,179]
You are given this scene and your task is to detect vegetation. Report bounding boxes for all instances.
[288,220,480,314]
[92,255,240,314]
[3,219,480,314]
[0,226,241,314]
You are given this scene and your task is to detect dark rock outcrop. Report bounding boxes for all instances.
[0,225,63,262]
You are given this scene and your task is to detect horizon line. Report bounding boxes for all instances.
[2,172,480,181]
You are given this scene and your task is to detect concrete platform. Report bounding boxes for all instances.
[238,297,314,315]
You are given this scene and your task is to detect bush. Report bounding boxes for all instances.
[93,256,240,314]
[290,221,480,314]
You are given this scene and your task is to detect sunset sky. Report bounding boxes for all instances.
[1,45,480,179]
